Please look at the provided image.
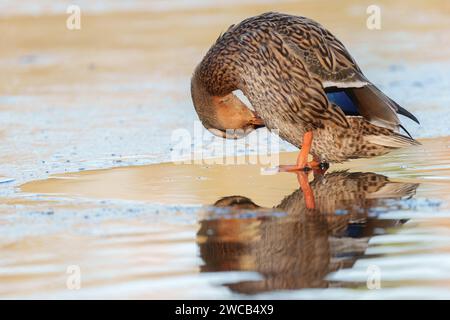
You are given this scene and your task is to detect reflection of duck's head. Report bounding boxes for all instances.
[213,196,261,210]
[197,171,418,294]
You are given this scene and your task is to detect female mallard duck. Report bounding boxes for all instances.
[191,12,420,171]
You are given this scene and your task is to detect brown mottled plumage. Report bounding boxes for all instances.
[191,12,420,163]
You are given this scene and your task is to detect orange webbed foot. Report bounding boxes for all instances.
[278,161,320,172]
[278,131,329,174]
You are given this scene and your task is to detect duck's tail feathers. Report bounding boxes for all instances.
[388,97,420,124]
[365,132,421,148]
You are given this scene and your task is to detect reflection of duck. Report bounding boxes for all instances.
[191,12,419,171]
[285,171,418,212]
[197,171,418,294]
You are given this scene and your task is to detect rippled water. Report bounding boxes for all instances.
[0,137,448,299]
[1,0,450,299]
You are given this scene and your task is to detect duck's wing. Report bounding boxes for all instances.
[271,13,419,131]
[233,23,350,131]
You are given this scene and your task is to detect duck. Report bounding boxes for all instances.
[191,12,420,171]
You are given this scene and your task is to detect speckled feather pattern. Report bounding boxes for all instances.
[194,12,417,162]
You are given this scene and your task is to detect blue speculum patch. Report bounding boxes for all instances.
[326,89,360,116]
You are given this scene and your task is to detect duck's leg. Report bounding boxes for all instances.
[296,131,313,169]
[296,171,315,209]
[279,131,318,172]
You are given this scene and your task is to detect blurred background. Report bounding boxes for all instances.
[1,0,449,185]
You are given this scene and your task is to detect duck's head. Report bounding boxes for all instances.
[191,72,264,139]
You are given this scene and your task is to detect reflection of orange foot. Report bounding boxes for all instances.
[296,171,316,210]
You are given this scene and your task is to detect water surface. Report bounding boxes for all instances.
[0,137,448,299]
[1,0,450,299]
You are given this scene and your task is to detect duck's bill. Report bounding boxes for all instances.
[208,127,256,139]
